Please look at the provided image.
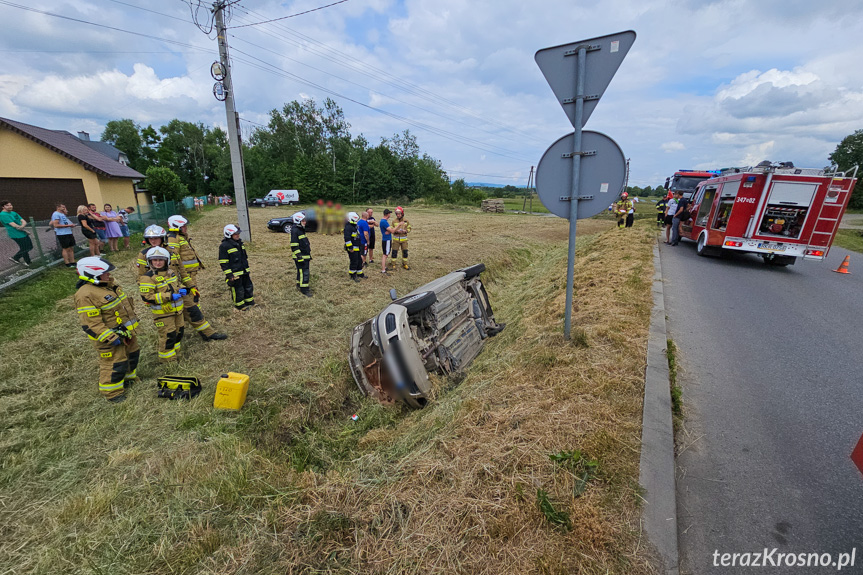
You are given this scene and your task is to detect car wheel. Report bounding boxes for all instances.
[283,223,292,234]
[396,290,437,314]
[458,263,486,279]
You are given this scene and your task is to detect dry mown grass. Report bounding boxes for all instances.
[0,206,657,574]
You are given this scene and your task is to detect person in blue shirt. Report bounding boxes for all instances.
[379,208,392,274]
[50,203,77,267]
[357,212,370,267]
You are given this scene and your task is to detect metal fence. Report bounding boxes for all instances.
[0,200,185,290]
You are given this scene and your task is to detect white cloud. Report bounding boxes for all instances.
[12,64,207,123]
[1,0,862,186]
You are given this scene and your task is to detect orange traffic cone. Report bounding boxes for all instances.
[833,255,851,274]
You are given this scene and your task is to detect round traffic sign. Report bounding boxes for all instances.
[535,130,626,220]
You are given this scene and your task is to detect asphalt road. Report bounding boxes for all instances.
[660,238,863,574]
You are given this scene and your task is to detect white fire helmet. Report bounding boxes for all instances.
[223,224,240,238]
[347,211,360,224]
[167,215,188,230]
[77,257,115,284]
[292,211,306,225]
[143,224,166,239]
[145,246,171,264]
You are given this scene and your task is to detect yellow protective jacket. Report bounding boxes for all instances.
[74,280,140,345]
[166,230,204,274]
[136,246,194,292]
[139,268,184,316]
[614,199,634,216]
[392,217,411,240]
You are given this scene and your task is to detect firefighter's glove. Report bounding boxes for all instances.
[226,276,236,286]
[171,293,183,301]
[190,287,200,302]
[111,338,123,347]
[179,288,188,296]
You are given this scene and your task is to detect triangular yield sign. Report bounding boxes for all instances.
[535,30,636,129]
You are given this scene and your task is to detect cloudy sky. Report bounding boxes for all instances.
[2,0,862,188]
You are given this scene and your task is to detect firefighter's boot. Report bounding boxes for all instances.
[201,332,228,341]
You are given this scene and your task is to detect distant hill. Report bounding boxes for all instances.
[463,182,508,188]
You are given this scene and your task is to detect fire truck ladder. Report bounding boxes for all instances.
[808,165,859,254]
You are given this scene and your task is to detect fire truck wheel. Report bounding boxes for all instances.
[696,232,715,257]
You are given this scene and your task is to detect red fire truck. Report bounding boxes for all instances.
[665,169,718,199]
[678,162,858,266]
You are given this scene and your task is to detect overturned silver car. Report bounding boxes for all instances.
[349,263,506,408]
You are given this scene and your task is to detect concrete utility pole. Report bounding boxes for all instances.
[214,1,251,241]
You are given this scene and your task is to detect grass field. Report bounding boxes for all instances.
[832,228,863,253]
[498,195,660,220]
[0,206,659,574]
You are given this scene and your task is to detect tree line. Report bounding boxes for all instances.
[102,98,482,206]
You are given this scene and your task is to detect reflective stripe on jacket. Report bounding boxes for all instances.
[343,222,360,252]
[393,218,411,240]
[219,237,250,276]
[74,281,140,344]
[138,270,184,315]
[167,230,202,271]
[290,225,311,261]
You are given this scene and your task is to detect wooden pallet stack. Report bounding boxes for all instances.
[481,199,505,213]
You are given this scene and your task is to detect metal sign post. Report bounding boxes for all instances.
[534,31,635,340]
[563,46,587,340]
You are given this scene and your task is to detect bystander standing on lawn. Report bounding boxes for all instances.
[1,200,33,267]
[379,209,392,274]
[76,205,101,256]
[88,204,107,245]
[358,211,370,267]
[101,204,122,253]
[366,208,377,264]
[51,203,77,267]
[119,207,133,250]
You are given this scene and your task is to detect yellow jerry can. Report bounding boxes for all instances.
[214,372,249,410]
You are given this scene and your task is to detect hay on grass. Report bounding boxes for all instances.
[0,207,658,574]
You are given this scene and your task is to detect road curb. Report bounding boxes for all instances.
[639,240,679,575]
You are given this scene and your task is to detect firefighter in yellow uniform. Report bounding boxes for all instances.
[391,206,411,269]
[614,192,635,228]
[139,246,185,363]
[164,216,227,341]
[139,225,227,341]
[75,257,141,403]
[136,224,175,277]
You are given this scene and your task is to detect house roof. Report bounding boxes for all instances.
[0,117,144,179]
[78,139,126,163]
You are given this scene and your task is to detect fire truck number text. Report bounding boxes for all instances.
[736,197,756,204]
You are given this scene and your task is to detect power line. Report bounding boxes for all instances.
[444,169,526,180]
[1,0,534,163]
[231,5,546,146]
[238,117,268,128]
[0,0,211,52]
[228,33,531,151]
[229,48,533,163]
[103,0,189,24]
[0,50,193,54]
[230,0,351,29]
